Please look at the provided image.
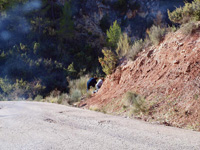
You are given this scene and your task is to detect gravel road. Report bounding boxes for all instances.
[0,101,200,150]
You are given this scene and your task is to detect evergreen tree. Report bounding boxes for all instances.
[58,1,74,40]
[106,20,122,49]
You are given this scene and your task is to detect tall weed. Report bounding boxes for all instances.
[116,33,131,57]
[147,25,166,46]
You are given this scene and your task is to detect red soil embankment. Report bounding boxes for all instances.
[82,25,200,130]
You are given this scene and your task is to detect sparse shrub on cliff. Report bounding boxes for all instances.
[180,22,199,35]
[116,33,131,57]
[128,39,144,60]
[107,21,122,49]
[122,92,147,116]
[99,49,118,75]
[167,25,178,33]
[147,25,166,46]
[168,0,200,24]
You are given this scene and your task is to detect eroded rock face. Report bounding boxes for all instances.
[84,22,200,131]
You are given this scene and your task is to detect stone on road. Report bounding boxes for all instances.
[0,101,200,150]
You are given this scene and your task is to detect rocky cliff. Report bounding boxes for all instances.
[82,22,200,131]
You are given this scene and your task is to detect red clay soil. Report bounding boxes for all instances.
[81,24,200,130]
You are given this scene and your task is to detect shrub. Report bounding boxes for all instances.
[99,49,118,75]
[147,25,166,45]
[68,76,89,95]
[67,62,77,78]
[0,78,45,99]
[167,25,178,33]
[107,20,122,49]
[116,33,131,57]
[180,22,198,35]
[57,93,69,104]
[70,89,81,102]
[67,76,91,103]
[168,0,200,24]
[34,95,43,101]
[128,39,144,60]
[122,92,147,115]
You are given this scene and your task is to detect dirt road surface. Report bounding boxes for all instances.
[0,101,200,150]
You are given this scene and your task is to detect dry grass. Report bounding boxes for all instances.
[148,25,166,46]
[128,39,144,60]
[180,22,199,35]
[122,92,148,116]
[116,33,131,57]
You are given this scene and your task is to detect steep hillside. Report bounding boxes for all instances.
[81,23,200,131]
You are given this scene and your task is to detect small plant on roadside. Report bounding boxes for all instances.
[70,89,82,103]
[57,93,70,104]
[68,76,89,95]
[34,95,43,101]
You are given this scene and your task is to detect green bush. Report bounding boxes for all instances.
[0,78,45,100]
[168,0,200,24]
[68,76,89,95]
[116,33,131,57]
[122,92,147,115]
[67,62,77,78]
[70,89,81,102]
[107,20,122,49]
[34,95,43,101]
[99,49,118,75]
[148,25,166,45]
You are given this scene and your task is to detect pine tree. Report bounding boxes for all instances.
[58,1,74,39]
[106,20,122,49]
